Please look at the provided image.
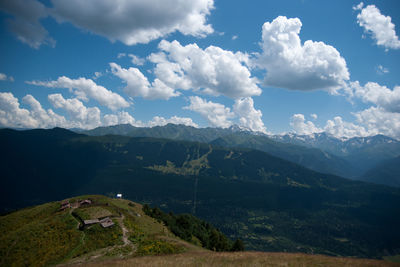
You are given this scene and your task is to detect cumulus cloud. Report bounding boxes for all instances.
[48,93,102,129]
[233,97,266,133]
[129,54,145,66]
[310,113,318,120]
[0,0,55,49]
[0,92,39,128]
[290,114,322,135]
[323,116,369,139]
[289,111,400,140]
[350,81,400,113]
[50,0,214,45]
[0,92,66,128]
[256,16,349,91]
[22,94,66,128]
[354,106,400,139]
[28,76,130,111]
[110,62,180,100]
[148,40,261,99]
[0,73,14,82]
[355,3,400,50]
[0,91,201,130]
[103,111,138,127]
[184,96,234,128]
[147,116,198,128]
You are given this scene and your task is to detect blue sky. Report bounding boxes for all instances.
[0,0,399,139]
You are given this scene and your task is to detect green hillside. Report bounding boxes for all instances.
[362,156,400,187]
[83,124,358,178]
[0,195,235,266]
[1,128,400,259]
[210,133,356,178]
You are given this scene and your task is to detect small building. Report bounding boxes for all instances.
[83,219,99,225]
[59,200,71,211]
[79,199,92,205]
[100,217,114,228]
[116,194,122,199]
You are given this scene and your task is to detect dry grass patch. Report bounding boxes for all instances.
[70,251,400,267]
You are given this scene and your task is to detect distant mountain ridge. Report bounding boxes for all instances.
[79,123,256,143]
[78,124,400,185]
[271,132,400,181]
[271,132,400,157]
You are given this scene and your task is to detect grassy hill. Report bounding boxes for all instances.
[0,195,235,266]
[1,128,400,259]
[2,196,398,267]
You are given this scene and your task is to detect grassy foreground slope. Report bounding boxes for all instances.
[0,195,224,267]
[69,251,399,267]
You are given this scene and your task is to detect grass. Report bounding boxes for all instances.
[73,206,112,220]
[68,251,400,267]
[0,195,131,266]
[3,195,399,266]
[384,255,400,263]
[0,209,81,267]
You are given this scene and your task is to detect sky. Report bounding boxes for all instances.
[0,0,399,139]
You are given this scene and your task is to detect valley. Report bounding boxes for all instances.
[1,127,400,260]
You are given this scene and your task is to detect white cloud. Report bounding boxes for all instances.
[233,97,266,133]
[0,73,14,82]
[28,76,130,111]
[110,62,180,100]
[0,92,66,128]
[289,111,400,140]
[117,53,126,59]
[355,3,400,50]
[376,65,389,75]
[184,96,234,128]
[117,53,146,65]
[323,116,369,139]
[22,94,66,128]
[256,16,349,91]
[0,92,39,128]
[92,72,102,80]
[354,106,400,139]
[353,2,364,11]
[232,35,238,40]
[48,93,102,129]
[149,40,261,99]
[147,116,198,128]
[0,91,201,131]
[0,0,55,49]
[310,113,318,120]
[290,114,322,135]
[350,81,400,113]
[50,0,214,45]
[103,111,138,127]
[128,54,145,66]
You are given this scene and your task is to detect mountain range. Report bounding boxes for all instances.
[79,124,400,186]
[1,127,400,259]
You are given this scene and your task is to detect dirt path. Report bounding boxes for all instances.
[117,214,131,246]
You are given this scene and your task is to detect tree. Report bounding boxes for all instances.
[231,239,245,251]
